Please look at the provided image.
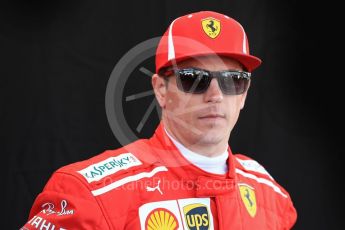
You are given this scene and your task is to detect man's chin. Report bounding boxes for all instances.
[195,128,227,143]
[196,134,225,146]
[198,121,227,131]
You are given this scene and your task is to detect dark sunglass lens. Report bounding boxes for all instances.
[178,69,210,93]
[220,72,249,95]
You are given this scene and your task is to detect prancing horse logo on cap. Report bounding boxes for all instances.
[201,17,221,39]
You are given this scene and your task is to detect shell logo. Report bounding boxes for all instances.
[145,208,179,230]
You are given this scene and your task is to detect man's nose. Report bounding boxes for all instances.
[204,78,223,103]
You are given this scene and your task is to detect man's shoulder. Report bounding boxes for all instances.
[233,153,274,180]
[54,139,159,186]
[233,153,293,199]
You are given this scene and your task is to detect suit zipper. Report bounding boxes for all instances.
[215,196,223,230]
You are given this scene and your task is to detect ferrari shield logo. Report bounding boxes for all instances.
[239,184,257,217]
[201,17,221,39]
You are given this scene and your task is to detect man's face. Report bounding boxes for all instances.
[152,56,249,154]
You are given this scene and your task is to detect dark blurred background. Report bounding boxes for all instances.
[1,0,342,229]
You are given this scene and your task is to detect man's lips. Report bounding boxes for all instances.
[198,114,225,119]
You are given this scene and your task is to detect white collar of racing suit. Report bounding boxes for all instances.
[164,128,228,175]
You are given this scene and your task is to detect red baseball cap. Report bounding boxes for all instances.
[155,11,262,73]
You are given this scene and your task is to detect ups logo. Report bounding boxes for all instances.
[183,203,210,230]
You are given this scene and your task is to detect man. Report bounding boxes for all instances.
[21,11,297,229]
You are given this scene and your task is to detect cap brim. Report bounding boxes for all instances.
[158,52,262,73]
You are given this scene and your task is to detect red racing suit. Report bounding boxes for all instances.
[21,123,297,230]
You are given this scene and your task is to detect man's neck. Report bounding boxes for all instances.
[164,125,228,157]
[164,128,228,174]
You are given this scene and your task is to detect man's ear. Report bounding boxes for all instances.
[240,80,251,110]
[152,74,167,109]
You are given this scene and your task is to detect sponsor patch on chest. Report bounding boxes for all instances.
[78,153,142,183]
[139,198,214,230]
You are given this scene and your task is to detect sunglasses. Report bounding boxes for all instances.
[160,68,251,95]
